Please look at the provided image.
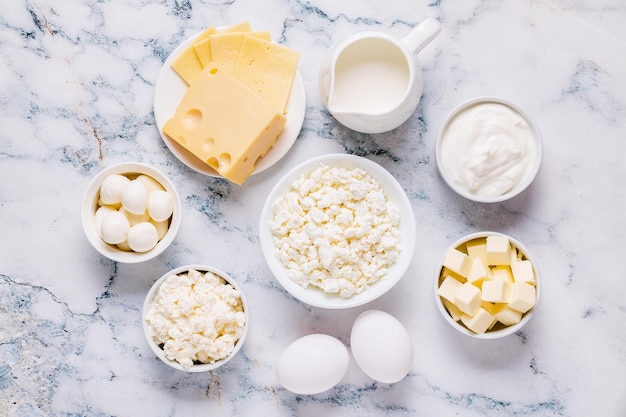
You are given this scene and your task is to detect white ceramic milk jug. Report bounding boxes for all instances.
[319,18,441,134]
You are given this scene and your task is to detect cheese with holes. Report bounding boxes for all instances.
[232,36,300,114]
[162,64,286,185]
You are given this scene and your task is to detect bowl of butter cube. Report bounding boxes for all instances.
[434,231,541,339]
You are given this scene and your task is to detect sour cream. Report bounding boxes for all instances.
[439,101,537,197]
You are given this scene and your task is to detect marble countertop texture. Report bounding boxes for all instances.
[1,0,625,416]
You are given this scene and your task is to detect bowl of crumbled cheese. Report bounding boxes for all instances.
[259,153,416,309]
[142,265,248,371]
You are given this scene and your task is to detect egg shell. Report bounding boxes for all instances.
[350,310,413,384]
[120,179,149,215]
[99,174,130,205]
[276,334,349,395]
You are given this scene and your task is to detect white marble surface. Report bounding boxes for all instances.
[1,0,625,416]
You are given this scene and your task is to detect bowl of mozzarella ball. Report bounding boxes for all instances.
[259,153,416,309]
[434,231,541,339]
[81,162,181,263]
[142,265,248,372]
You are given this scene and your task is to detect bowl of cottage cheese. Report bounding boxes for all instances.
[142,265,248,372]
[259,153,416,309]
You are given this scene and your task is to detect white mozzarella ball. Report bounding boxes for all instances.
[150,219,170,240]
[127,222,159,253]
[120,180,149,215]
[94,206,116,239]
[119,207,150,226]
[148,190,173,222]
[100,211,131,245]
[136,174,165,193]
[276,334,349,395]
[350,310,413,384]
[99,174,130,205]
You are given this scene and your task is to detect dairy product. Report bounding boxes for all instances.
[165,22,300,184]
[270,163,401,298]
[232,36,300,114]
[162,64,287,185]
[440,101,536,197]
[95,173,173,252]
[145,269,246,369]
[437,235,537,334]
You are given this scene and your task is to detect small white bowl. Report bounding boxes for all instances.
[259,153,416,309]
[434,231,541,339]
[142,265,249,372]
[81,162,181,263]
[435,97,542,203]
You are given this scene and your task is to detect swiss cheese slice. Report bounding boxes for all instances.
[162,64,287,185]
[170,46,203,86]
[192,26,219,67]
[232,36,300,114]
[210,31,272,73]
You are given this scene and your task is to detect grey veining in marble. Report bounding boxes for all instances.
[1,0,626,416]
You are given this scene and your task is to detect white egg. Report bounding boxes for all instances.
[100,211,130,245]
[350,310,413,384]
[136,174,165,193]
[148,190,173,222]
[99,174,130,205]
[276,334,349,395]
[127,222,159,253]
[120,179,149,215]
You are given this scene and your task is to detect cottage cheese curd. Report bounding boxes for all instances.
[145,269,246,369]
[270,163,401,298]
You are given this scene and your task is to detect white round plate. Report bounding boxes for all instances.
[153,32,306,177]
[259,154,417,309]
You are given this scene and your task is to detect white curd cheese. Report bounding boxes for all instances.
[145,269,246,369]
[440,102,536,197]
[270,163,401,298]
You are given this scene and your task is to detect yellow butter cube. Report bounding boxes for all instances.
[508,282,536,313]
[466,258,491,286]
[511,260,535,284]
[491,265,514,283]
[466,238,488,265]
[437,275,464,303]
[481,280,511,303]
[461,308,496,334]
[492,304,523,326]
[453,282,482,316]
[486,235,511,265]
[444,300,464,321]
[442,247,473,278]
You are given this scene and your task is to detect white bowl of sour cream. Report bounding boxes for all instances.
[435,97,542,203]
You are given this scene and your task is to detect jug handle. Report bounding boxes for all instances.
[402,18,441,56]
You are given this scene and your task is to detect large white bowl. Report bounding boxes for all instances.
[81,162,181,263]
[142,264,249,372]
[435,97,543,203]
[259,154,416,309]
[434,231,541,339]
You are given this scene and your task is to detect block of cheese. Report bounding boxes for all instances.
[486,235,511,265]
[442,247,472,278]
[481,280,511,303]
[461,308,496,334]
[508,282,536,313]
[466,258,490,286]
[511,260,535,284]
[453,282,481,316]
[437,275,464,304]
[162,64,287,185]
[210,31,272,72]
[232,36,300,114]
